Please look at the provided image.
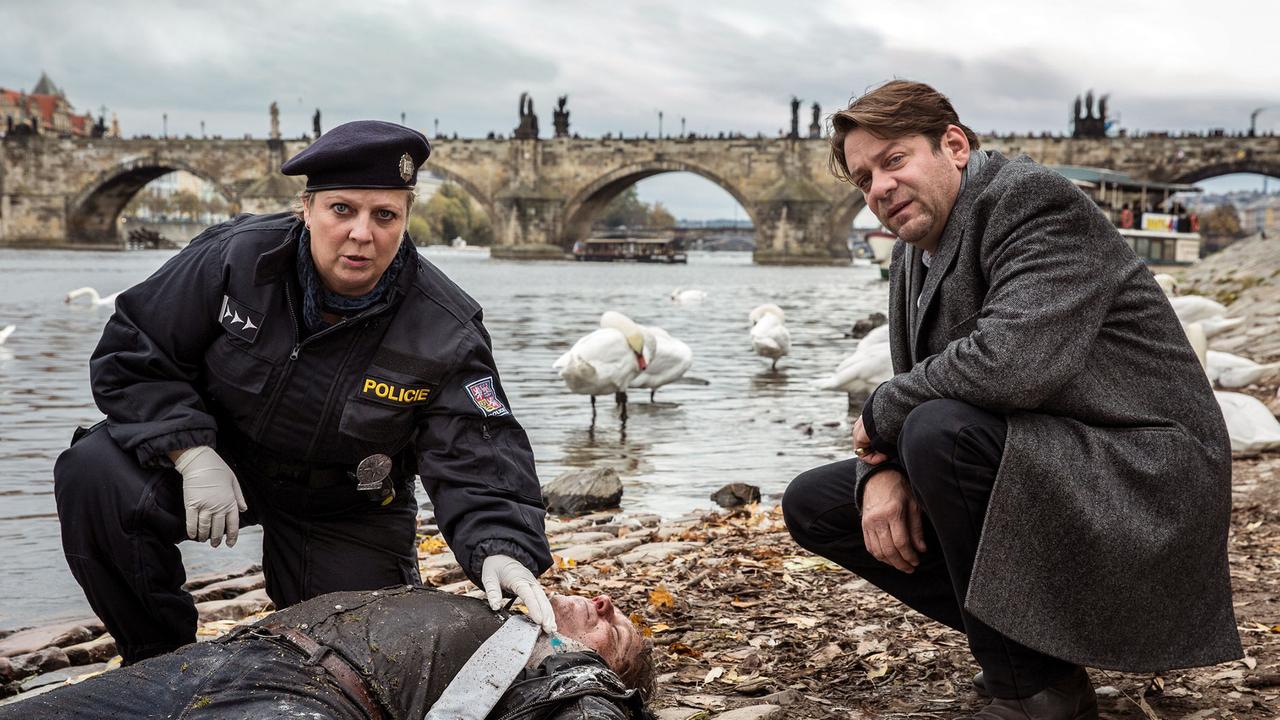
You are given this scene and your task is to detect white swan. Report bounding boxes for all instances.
[1215,391,1280,454]
[625,321,693,402]
[815,324,893,397]
[0,325,14,345]
[670,288,707,304]
[65,287,121,306]
[1206,350,1280,389]
[553,312,654,418]
[749,304,790,370]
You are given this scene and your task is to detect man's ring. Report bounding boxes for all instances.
[854,447,867,458]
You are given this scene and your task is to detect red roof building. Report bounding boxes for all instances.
[1,72,100,137]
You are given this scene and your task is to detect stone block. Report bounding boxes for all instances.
[713,705,781,720]
[10,647,70,678]
[543,468,622,516]
[20,662,108,692]
[190,573,266,603]
[0,620,104,658]
[63,634,116,666]
[617,542,701,564]
[182,564,261,592]
[710,483,761,509]
[196,589,272,623]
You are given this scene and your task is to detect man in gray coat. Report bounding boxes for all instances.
[782,80,1240,720]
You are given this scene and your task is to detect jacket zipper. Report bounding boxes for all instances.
[302,322,368,458]
[257,286,394,450]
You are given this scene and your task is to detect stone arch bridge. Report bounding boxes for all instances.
[2,132,1278,263]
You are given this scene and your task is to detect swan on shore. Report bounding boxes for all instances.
[553,312,654,419]
[1206,350,1280,389]
[749,304,790,371]
[1215,391,1280,454]
[65,287,121,306]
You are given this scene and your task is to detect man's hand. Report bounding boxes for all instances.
[852,415,890,465]
[481,554,557,634]
[173,446,247,548]
[861,469,927,573]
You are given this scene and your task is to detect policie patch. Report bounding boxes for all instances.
[360,376,433,405]
[219,295,264,343]
[465,377,510,417]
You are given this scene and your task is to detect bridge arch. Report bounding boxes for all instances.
[421,162,496,222]
[829,188,868,241]
[1171,159,1280,185]
[67,157,237,246]
[561,160,757,248]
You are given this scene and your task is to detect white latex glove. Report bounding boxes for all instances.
[173,446,247,548]
[481,554,556,633]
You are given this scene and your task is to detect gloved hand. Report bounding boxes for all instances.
[481,554,556,633]
[173,446,248,548]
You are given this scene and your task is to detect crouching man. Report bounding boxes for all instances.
[783,80,1239,720]
[1,586,654,719]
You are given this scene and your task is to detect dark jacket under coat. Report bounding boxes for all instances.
[859,153,1241,671]
[89,212,551,582]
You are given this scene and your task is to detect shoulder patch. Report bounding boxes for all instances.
[219,295,264,343]
[465,377,510,417]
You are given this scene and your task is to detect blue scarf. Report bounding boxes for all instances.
[295,228,414,336]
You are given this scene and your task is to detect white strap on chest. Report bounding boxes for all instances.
[424,614,542,720]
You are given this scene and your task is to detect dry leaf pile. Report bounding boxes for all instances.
[519,446,1280,719]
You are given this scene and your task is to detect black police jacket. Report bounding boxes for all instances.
[89,212,551,581]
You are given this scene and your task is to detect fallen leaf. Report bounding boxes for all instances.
[649,585,676,610]
[703,666,725,684]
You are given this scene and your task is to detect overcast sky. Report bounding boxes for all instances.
[4,0,1278,218]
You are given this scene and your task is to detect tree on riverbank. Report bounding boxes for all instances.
[598,186,676,229]
[411,183,494,245]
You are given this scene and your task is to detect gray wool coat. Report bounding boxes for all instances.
[860,152,1241,671]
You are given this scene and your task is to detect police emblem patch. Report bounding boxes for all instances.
[398,152,414,182]
[465,377,510,417]
[219,295,264,343]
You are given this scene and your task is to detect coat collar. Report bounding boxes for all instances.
[909,152,1007,359]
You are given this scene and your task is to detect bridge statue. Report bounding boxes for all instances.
[1072,89,1109,139]
[313,108,321,138]
[789,96,801,139]
[514,92,539,139]
[553,96,570,138]
[269,101,280,140]
[809,102,822,139]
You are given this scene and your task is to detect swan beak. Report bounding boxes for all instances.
[635,351,648,371]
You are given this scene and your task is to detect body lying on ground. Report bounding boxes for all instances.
[0,586,655,720]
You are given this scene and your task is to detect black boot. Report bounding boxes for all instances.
[959,667,1097,720]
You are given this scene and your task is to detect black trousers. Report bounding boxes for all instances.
[782,399,1075,699]
[52,425,421,663]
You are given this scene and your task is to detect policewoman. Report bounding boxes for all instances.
[54,120,555,664]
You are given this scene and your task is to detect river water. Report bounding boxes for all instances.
[0,247,886,630]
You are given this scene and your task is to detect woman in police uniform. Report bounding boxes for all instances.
[54,121,555,664]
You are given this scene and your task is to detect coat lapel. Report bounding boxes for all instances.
[909,218,964,360]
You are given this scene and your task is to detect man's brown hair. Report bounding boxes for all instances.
[828,80,980,185]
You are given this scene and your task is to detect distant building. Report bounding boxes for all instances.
[0,71,101,138]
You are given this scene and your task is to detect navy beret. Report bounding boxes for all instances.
[281,120,431,191]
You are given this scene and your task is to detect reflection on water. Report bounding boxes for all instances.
[0,247,886,629]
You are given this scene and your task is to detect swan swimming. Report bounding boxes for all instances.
[65,287,121,307]
[670,288,707,304]
[749,304,790,370]
[553,312,654,419]
[0,325,14,345]
[814,324,893,398]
